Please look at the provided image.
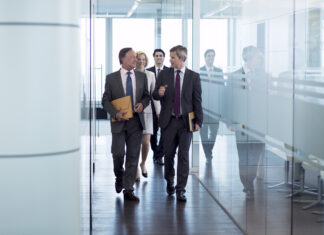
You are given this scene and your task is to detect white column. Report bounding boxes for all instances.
[191,0,200,170]
[0,0,80,234]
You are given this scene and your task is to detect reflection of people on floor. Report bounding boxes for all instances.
[199,49,223,163]
[235,131,264,199]
[229,45,265,199]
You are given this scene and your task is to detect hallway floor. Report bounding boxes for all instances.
[80,129,242,235]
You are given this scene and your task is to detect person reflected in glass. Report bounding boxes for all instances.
[135,51,161,181]
[147,49,169,165]
[229,46,265,199]
[199,49,223,164]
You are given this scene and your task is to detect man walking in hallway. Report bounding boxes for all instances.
[153,45,203,202]
[147,49,169,166]
[199,49,223,163]
[102,47,150,202]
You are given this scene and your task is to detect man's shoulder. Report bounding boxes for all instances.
[214,66,223,72]
[106,70,120,79]
[200,66,207,71]
[185,68,199,77]
[147,66,155,72]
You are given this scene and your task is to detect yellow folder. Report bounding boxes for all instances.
[188,112,195,132]
[111,96,133,122]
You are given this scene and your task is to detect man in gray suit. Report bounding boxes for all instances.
[102,47,150,202]
[153,45,203,202]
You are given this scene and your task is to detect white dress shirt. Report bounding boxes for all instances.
[120,67,137,104]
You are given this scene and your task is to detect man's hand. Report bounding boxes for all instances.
[193,124,200,132]
[158,85,168,97]
[116,111,129,121]
[134,103,144,113]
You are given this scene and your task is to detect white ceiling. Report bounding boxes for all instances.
[95,0,242,18]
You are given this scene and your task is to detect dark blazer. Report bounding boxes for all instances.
[102,70,150,133]
[153,67,203,129]
[147,65,169,79]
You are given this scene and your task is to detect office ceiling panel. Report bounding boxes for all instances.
[95,0,242,18]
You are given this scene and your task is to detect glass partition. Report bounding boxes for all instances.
[198,0,324,234]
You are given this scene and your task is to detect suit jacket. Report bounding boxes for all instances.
[153,67,203,129]
[102,69,150,133]
[147,65,169,80]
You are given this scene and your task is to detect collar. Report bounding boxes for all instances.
[206,65,213,71]
[121,67,134,75]
[175,66,186,74]
[242,64,250,74]
[155,65,163,70]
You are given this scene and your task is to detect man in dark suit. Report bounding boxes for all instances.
[199,49,223,163]
[102,47,150,202]
[147,49,168,165]
[153,45,203,202]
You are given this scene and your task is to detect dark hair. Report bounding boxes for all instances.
[242,46,259,62]
[170,45,187,62]
[119,47,133,64]
[153,49,165,57]
[204,49,215,58]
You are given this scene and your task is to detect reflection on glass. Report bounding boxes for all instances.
[200,49,223,164]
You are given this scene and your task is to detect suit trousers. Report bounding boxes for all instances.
[111,114,143,191]
[150,111,164,159]
[199,120,219,159]
[235,131,264,192]
[163,116,192,194]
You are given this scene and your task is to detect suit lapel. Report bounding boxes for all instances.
[116,70,125,96]
[169,68,175,99]
[181,68,190,99]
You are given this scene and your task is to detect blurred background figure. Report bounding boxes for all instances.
[200,49,223,164]
[135,51,161,181]
[147,49,169,165]
[229,46,265,199]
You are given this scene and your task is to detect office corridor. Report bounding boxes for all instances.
[80,123,242,235]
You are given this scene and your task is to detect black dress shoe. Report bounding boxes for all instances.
[123,190,140,202]
[115,178,123,193]
[176,192,187,202]
[166,183,175,196]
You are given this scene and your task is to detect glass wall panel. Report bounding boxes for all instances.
[80,0,97,233]
[199,0,324,234]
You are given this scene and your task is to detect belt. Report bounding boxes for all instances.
[171,114,183,120]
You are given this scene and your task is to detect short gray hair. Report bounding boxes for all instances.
[170,45,187,62]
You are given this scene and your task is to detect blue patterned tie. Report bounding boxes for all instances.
[126,71,134,108]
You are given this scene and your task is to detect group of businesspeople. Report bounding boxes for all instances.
[102,45,202,202]
[102,44,265,202]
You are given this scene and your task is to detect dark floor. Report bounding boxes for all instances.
[80,131,242,235]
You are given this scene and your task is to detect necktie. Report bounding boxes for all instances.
[126,71,134,108]
[173,70,181,116]
[157,68,160,77]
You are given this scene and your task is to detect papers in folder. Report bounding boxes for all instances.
[111,96,133,122]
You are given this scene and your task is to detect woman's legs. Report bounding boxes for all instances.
[140,134,151,175]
